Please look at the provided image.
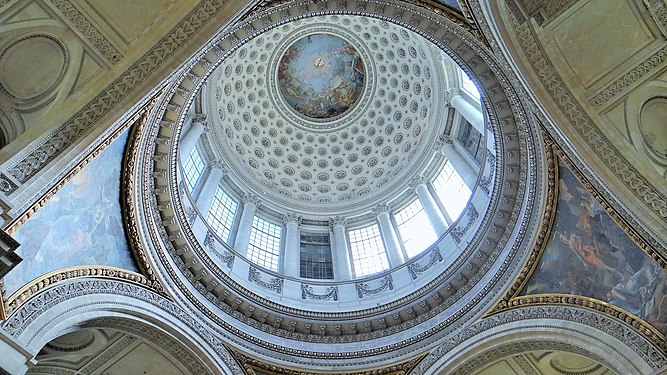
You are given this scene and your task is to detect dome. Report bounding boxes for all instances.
[205,16,453,217]
[133,2,540,371]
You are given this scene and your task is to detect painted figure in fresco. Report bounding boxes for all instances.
[277,34,365,119]
[524,164,667,336]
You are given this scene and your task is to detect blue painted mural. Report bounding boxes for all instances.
[523,162,667,334]
[4,129,137,296]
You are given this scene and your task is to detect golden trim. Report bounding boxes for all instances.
[227,345,426,375]
[487,129,667,354]
[486,131,559,314]
[0,280,6,321]
[4,265,162,318]
[120,92,164,285]
[0,92,164,320]
[508,293,666,351]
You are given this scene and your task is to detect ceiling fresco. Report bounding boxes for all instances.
[277,33,365,120]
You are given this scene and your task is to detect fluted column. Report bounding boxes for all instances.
[191,162,224,239]
[179,114,207,161]
[282,212,302,278]
[233,194,259,257]
[373,204,405,267]
[437,135,478,190]
[410,176,448,234]
[329,216,352,281]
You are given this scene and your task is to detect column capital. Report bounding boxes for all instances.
[444,88,460,104]
[328,216,348,229]
[283,212,303,226]
[434,134,454,150]
[408,175,426,191]
[192,113,207,125]
[371,203,391,216]
[208,159,227,175]
[242,193,261,206]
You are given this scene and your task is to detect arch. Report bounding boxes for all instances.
[1,278,242,374]
[412,305,667,375]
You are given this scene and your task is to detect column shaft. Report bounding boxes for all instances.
[282,219,301,278]
[330,220,352,281]
[376,211,405,267]
[441,142,478,190]
[415,183,448,234]
[233,199,258,257]
[179,118,205,162]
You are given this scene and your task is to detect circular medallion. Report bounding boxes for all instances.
[277,33,365,120]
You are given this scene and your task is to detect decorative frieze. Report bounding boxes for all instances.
[356,275,394,298]
[248,267,283,294]
[407,247,443,280]
[301,284,338,301]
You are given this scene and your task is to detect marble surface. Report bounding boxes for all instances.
[5,129,137,296]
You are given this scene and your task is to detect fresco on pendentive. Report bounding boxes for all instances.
[4,129,137,297]
[277,33,365,120]
[522,162,667,334]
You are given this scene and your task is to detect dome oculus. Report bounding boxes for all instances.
[277,33,365,120]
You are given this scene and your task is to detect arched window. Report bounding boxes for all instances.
[206,187,238,243]
[349,224,389,277]
[183,146,205,192]
[395,199,437,258]
[247,216,282,271]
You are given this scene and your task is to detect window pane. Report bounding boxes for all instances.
[349,224,389,277]
[206,187,238,243]
[456,121,484,165]
[300,233,334,279]
[183,147,205,192]
[248,216,282,271]
[432,161,471,220]
[461,73,480,100]
[395,199,437,258]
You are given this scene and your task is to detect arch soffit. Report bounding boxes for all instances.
[0,278,242,374]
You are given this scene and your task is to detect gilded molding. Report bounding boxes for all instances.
[3,266,160,318]
[487,135,667,356]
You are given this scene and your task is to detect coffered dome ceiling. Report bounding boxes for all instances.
[206,15,449,217]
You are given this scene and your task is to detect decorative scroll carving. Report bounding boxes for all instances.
[283,212,303,225]
[248,267,283,294]
[408,175,426,190]
[356,275,393,298]
[451,205,479,243]
[51,0,121,64]
[242,193,261,206]
[407,248,443,280]
[591,46,667,108]
[204,231,234,269]
[328,215,348,229]
[371,203,391,216]
[0,173,18,195]
[301,284,338,301]
[479,153,496,195]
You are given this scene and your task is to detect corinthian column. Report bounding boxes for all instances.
[282,212,302,278]
[233,194,260,257]
[372,204,405,267]
[409,176,448,234]
[179,114,207,162]
[329,216,352,281]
